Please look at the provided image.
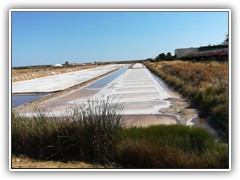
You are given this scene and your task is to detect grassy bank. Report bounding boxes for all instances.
[144,61,229,142]
[118,125,228,168]
[12,99,228,169]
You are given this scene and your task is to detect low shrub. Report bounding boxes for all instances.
[117,140,192,168]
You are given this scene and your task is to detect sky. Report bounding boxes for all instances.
[11,11,229,67]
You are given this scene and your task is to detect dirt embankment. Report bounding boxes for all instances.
[159,97,198,124]
[12,64,101,82]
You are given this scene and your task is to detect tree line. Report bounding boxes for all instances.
[147,52,175,62]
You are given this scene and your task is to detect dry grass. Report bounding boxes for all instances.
[117,140,228,169]
[12,155,118,168]
[147,61,228,90]
[144,60,229,142]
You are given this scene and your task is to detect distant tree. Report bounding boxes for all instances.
[155,53,166,61]
[146,58,154,62]
[166,52,174,61]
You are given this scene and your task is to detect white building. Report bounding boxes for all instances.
[52,64,63,67]
[175,47,199,58]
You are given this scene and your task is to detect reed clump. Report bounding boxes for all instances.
[12,98,124,164]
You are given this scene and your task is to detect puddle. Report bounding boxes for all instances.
[191,116,219,140]
[191,116,208,127]
[198,117,207,124]
[12,94,46,108]
[87,68,127,89]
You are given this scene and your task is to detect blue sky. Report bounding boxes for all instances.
[11,11,228,67]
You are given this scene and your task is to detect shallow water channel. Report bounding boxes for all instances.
[87,68,127,89]
[12,67,128,108]
[12,94,46,108]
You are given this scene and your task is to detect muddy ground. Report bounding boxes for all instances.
[159,97,198,124]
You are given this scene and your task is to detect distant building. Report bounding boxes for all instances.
[175,36,229,59]
[175,47,199,58]
[175,46,228,58]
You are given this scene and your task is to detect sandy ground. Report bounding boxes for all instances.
[11,155,119,169]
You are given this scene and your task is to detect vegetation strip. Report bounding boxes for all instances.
[12,98,228,169]
[143,61,228,142]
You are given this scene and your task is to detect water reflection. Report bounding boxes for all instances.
[87,68,127,89]
[192,116,208,126]
[12,94,45,108]
[191,116,219,140]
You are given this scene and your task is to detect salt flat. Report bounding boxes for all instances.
[16,63,196,125]
[69,63,171,115]
[12,64,125,93]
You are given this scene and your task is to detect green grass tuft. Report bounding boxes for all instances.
[117,125,228,168]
